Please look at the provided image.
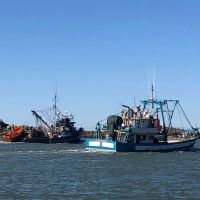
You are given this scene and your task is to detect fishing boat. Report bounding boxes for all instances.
[0,119,8,131]
[23,93,83,144]
[86,85,199,152]
[2,126,26,142]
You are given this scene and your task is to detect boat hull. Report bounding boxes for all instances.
[2,126,26,142]
[24,131,83,144]
[86,138,197,152]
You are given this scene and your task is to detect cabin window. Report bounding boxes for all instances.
[136,120,140,128]
[143,135,146,140]
[148,120,155,128]
[136,135,140,144]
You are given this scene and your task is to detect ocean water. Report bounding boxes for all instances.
[0,140,200,200]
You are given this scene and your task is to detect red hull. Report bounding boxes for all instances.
[2,126,25,142]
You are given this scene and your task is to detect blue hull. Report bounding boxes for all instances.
[86,138,197,152]
[86,139,135,152]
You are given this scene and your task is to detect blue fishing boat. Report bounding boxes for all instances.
[86,85,199,152]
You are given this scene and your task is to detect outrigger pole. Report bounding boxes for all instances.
[160,102,167,142]
[32,111,53,131]
[178,102,194,130]
[166,100,179,134]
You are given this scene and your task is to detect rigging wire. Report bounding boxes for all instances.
[21,115,34,126]
[177,106,184,129]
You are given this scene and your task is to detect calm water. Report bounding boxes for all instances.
[0,140,200,200]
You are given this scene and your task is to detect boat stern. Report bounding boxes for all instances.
[86,139,117,152]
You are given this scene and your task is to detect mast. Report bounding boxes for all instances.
[53,85,58,131]
[148,66,156,108]
[151,83,154,108]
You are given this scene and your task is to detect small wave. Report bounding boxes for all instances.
[0,141,24,145]
[0,141,14,144]
[84,149,115,155]
[0,149,88,156]
[191,148,200,152]
[178,151,184,154]
[53,149,86,154]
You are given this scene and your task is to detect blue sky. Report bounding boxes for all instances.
[0,0,200,130]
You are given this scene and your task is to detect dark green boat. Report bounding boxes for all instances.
[23,94,83,144]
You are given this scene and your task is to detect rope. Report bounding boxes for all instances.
[177,106,184,129]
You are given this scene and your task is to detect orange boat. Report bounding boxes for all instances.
[2,126,26,142]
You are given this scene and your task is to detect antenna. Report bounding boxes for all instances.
[153,66,157,100]
[147,65,157,109]
[147,65,150,99]
[151,83,154,101]
[134,97,137,107]
[53,82,57,106]
[148,66,157,100]
[53,82,58,130]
